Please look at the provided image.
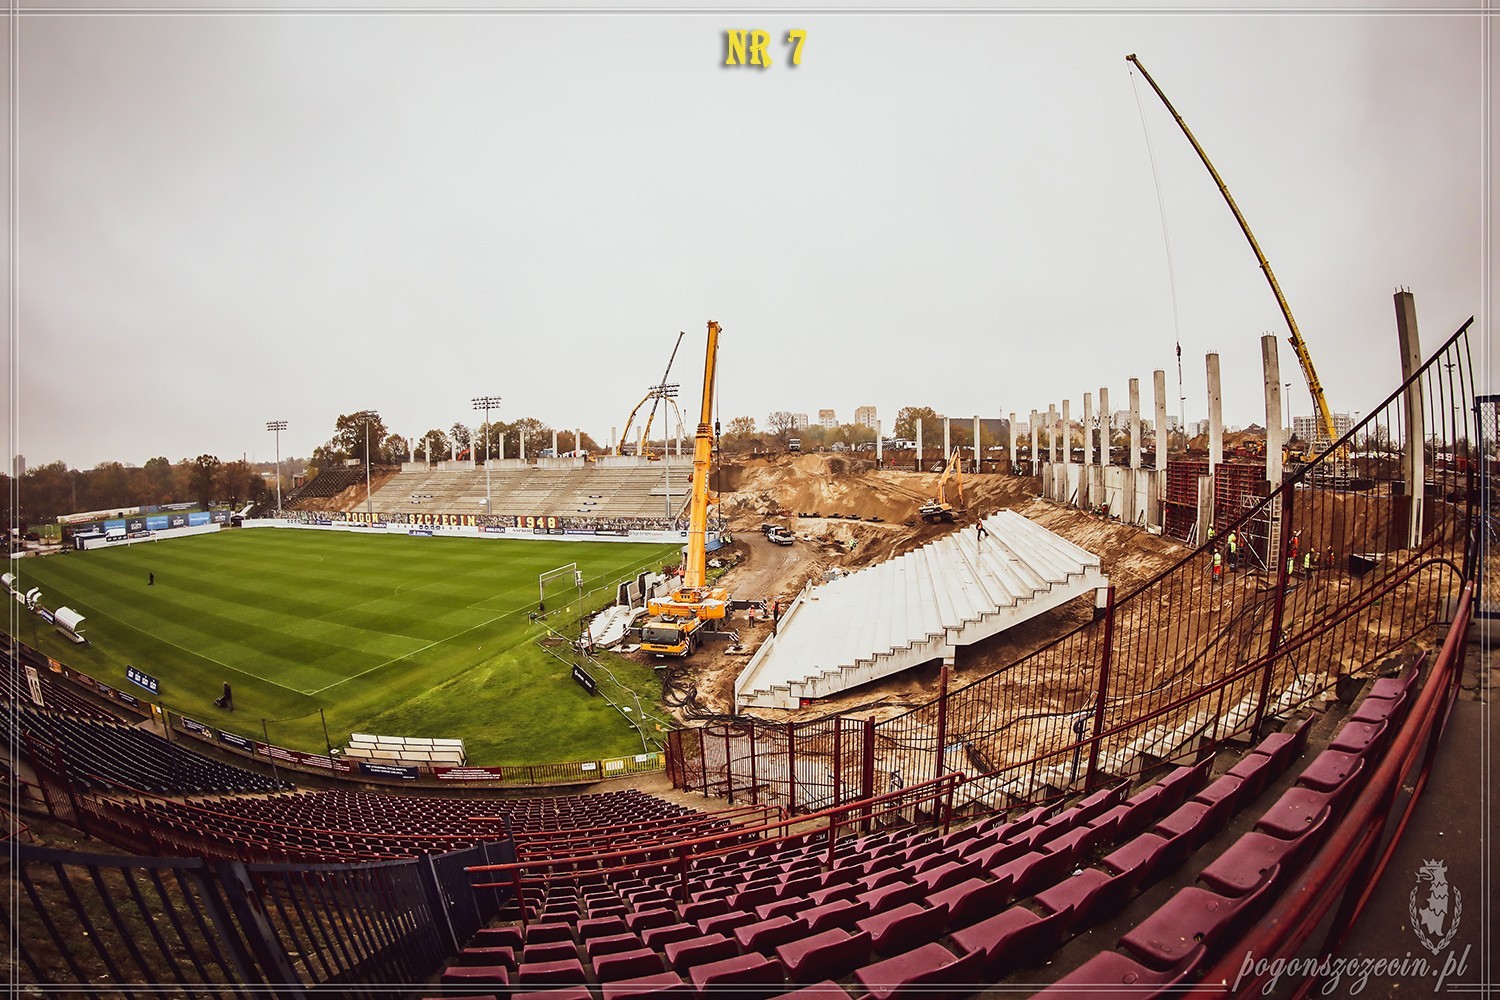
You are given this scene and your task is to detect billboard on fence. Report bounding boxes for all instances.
[127,517,147,532]
[435,766,507,781]
[188,511,211,526]
[218,730,255,753]
[147,515,169,531]
[357,760,420,780]
[180,716,212,736]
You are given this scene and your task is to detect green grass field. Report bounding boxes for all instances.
[7,530,680,764]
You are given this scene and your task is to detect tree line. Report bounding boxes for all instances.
[4,456,273,530]
[309,411,602,477]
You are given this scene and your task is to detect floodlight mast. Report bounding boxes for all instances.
[352,410,378,521]
[265,420,287,510]
[650,384,680,521]
[472,396,502,516]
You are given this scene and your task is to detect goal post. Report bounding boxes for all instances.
[539,562,580,611]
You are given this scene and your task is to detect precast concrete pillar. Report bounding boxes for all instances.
[1262,335,1283,488]
[944,417,951,459]
[1395,291,1425,549]
[1047,405,1057,463]
[1062,399,1072,467]
[1030,410,1039,473]
[1207,353,1223,475]
[973,415,981,471]
[1129,378,1141,469]
[916,417,924,469]
[1082,393,1094,466]
[1008,412,1018,470]
[876,420,883,466]
[1098,387,1110,465]
[1154,370,1168,470]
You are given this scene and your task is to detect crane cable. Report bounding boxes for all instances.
[1130,66,1187,453]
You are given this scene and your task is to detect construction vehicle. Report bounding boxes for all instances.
[639,321,730,657]
[918,448,965,523]
[1127,54,1340,464]
[615,332,686,458]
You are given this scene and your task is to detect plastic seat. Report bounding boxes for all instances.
[1255,786,1335,840]
[524,941,580,964]
[856,881,923,915]
[1034,944,1206,996]
[1033,867,1132,929]
[452,946,516,969]
[601,970,689,999]
[775,927,872,982]
[641,923,698,950]
[517,958,587,986]
[1351,690,1407,725]
[1119,882,1274,970]
[947,903,1072,978]
[768,981,853,1000]
[586,933,645,961]
[1223,752,1279,804]
[853,941,984,1000]
[593,947,664,983]
[1100,832,1181,890]
[928,876,1010,931]
[525,922,576,945]
[1329,719,1388,755]
[664,932,738,974]
[735,914,806,953]
[688,953,785,998]
[855,902,948,955]
[440,965,510,988]
[916,859,983,893]
[578,916,630,941]
[803,897,870,933]
[1296,749,1367,799]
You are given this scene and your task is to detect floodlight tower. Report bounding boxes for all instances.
[265,420,287,510]
[650,383,680,522]
[352,410,378,521]
[472,396,502,516]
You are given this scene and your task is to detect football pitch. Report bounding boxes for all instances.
[7,530,681,764]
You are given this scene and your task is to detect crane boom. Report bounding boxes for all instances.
[683,321,720,589]
[1126,53,1339,450]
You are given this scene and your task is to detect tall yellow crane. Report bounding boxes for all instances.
[1127,53,1339,456]
[615,331,686,457]
[639,321,729,657]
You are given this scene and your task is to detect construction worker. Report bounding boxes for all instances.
[1207,524,1216,545]
[1303,548,1315,580]
[1289,530,1300,561]
[1212,549,1223,585]
[1226,531,1239,572]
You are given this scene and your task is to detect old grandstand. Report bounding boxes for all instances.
[281,456,694,529]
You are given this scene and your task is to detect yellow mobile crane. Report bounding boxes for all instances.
[639,321,729,657]
[919,449,966,523]
[1127,54,1340,460]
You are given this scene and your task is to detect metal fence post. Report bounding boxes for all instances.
[1083,585,1117,792]
[933,659,951,785]
[1251,477,1295,741]
[786,722,797,815]
[748,724,759,806]
[210,861,305,993]
[724,727,735,804]
[833,721,843,807]
[860,719,876,833]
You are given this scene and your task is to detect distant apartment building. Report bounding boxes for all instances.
[1293,412,1353,445]
[854,406,877,429]
[793,413,810,431]
[1110,410,1130,431]
[1190,419,1211,438]
[819,409,837,429]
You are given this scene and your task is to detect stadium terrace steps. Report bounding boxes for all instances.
[735,511,1109,710]
[356,465,691,521]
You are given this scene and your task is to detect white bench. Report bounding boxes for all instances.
[346,732,467,767]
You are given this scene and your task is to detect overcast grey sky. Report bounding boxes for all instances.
[9,3,1492,469]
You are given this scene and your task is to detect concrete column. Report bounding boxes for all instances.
[876,420,883,466]
[1206,353,1218,476]
[498,431,505,462]
[1062,400,1072,467]
[610,425,616,452]
[1129,378,1141,470]
[916,417,924,469]
[1262,335,1284,487]
[1154,370,1168,470]
[973,415,981,471]
[1098,387,1110,465]
[521,429,528,461]
[551,430,559,456]
[1082,393,1094,466]
[636,426,643,457]
[1008,412,1018,470]
[1395,291,1425,548]
[943,417,952,459]
[576,427,583,456]
[1047,405,1057,463]
[1030,410,1039,472]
